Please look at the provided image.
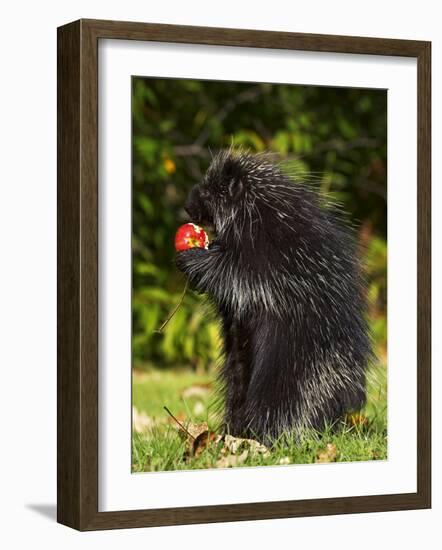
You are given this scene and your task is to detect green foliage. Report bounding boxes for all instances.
[364,235,388,355]
[132,78,387,369]
[133,287,220,370]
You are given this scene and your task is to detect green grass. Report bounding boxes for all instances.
[132,362,387,472]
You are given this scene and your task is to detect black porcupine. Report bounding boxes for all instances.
[176,150,371,443]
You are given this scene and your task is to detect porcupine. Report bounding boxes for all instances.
[176,150,372,443]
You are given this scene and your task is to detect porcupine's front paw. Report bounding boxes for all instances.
[175,247,208,274]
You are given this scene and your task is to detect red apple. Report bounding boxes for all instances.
[175,223,209,252]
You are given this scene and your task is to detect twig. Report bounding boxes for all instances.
[163,406,195,440]
[154,281,189,333]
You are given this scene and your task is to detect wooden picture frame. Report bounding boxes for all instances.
[57,18,431,530]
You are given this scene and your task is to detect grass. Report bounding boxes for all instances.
[132,362,387,472]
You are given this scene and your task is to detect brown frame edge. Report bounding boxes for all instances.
[57,18,431,531]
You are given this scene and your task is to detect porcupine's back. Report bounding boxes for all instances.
[209,152,372,439]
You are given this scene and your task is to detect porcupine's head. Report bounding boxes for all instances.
[184,150,292,241]
[184,149,363,321]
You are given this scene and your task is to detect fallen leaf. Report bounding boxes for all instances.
[222,434,270,458]
[316,443,338,463]
[193,430,218,457]
[279,457,291,465]
[180,427,272,465]
[178,421,215,458]
[216,450,249,468]
[185,422,209,440]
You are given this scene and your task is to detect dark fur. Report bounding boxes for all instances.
[176,151,371,442]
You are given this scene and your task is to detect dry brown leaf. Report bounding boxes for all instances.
[185,422,209,440]
[216,450,249,468]
[177,422,219,459]
[221,434,270,458]
[193,430,218,457]
[316,443,338,463]
[180,427,272,465]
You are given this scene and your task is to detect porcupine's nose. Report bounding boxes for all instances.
[184,196,196,219]
[184,185,202,222]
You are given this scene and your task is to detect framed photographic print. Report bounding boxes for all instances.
[57,19,431,530]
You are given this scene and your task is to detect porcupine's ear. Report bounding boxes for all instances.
[228,177,244,200]
[223,155,245,200]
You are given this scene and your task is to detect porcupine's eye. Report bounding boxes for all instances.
[199,187,210,201]
[184,184,213,226]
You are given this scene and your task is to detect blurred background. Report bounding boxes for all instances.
[132,77,387,372]
[131,78,387,470]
